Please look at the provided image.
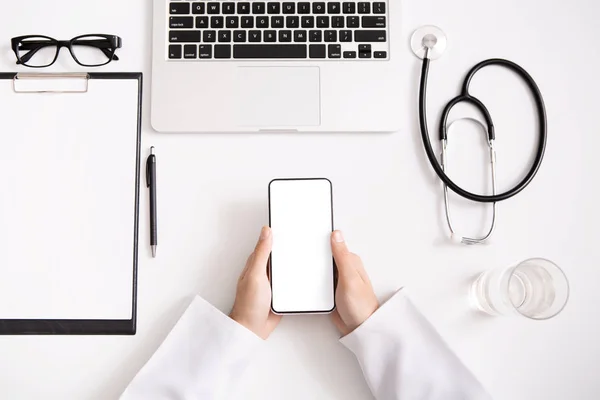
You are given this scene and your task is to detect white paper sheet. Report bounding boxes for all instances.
[0,78,139,320]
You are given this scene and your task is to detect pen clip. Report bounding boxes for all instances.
[146,147,155,188]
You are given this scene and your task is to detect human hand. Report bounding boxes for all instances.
[230,226,281,339]
[331,230,379,336]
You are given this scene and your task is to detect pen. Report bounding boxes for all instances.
[146,147,158,258]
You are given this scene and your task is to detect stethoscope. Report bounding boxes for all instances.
[411,26,548,245]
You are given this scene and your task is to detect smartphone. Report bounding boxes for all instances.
[268,178,335,314]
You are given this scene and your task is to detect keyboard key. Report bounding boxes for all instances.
[183,44,197,58]
[233,44,307,58]
[238,2,251,14]
[317,16,329,28]
[286,16,299,28]
[325,30,337,42]
[267,2,280,14]
[328,2,341,14]
[374,51,387,58]
[313,3,326,14]
[169,30,201,42]
[355,30,387,42]
[358,2,370,13]
[373,2,386,14]
[215,44,231,58]
[340,30,352,42]
[283,2,295,14]
[271,16,284,28]
[241,16,254,28]
[169,44,182,59]
[302,16,315,28]
[343,50,357,58]
[203,30,216,42]
[279,30,292,42]
[207,3,220,14]
[196,16,209,28]
[199,45,212,58]
[347,16,359,28]
[170,17,193,28]
[264,30,277,42]
[328,44,341,58]
[249,30,262,42]
[257,16,269,28]
[309,30,322,42]
[226,16,239,28]
[358,44,371,58]
[211,16,224,28]
[170,3,190,14]
[309,44,326,58]
[343,2,356,14]
[362,16,386,28]
[252,2,266,14]
[191,2,205,14]
[294,30,307,42]
[218,30,231,42]
[234,30,247,42]
[298,2,311,14]
[332,16,344,28]
[222,2,235,14]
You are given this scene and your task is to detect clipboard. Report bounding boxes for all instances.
[0,72,142,335]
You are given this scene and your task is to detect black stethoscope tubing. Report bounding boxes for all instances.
[418,57,548,203]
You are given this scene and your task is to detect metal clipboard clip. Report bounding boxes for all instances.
[13,73,89,93]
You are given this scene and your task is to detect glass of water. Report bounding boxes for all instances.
[470,258,569,320]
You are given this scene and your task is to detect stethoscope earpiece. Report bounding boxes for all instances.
[450,233,463,245]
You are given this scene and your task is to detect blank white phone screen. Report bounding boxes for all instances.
[269,179,335,314]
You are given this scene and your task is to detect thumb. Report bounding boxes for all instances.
[331,230,353,276]
[248,226,272,276]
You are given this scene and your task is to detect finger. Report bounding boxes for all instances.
[331,310,349,336]
[353,257,372,285]
[331,231,355,277]
[331,230,371,284]
[239,253,255,281]
[247,226,273,277]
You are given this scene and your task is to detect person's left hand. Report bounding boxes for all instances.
[230,226,281,339]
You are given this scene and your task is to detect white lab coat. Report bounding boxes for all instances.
[121,290,491,400]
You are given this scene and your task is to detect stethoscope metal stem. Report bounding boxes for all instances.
[441,135,497,245]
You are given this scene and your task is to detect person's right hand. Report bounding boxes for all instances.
[230,226,281,340]
[331,230,379,336]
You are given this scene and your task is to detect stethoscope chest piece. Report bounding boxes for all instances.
[411,25,447,60]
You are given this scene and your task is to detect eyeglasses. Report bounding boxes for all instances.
[11,34,122,68]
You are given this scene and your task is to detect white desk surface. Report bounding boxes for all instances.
[1,1,599,399]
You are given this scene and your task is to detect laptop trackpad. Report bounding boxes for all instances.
[235,67,321,128]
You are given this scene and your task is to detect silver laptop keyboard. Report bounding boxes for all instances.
[167,0,390,60]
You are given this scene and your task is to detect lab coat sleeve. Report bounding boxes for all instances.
[340,290,491,400]
[120,296,263,400]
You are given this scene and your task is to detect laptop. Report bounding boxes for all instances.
[152,0,401,133]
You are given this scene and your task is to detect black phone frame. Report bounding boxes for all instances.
[268,177,337,315]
